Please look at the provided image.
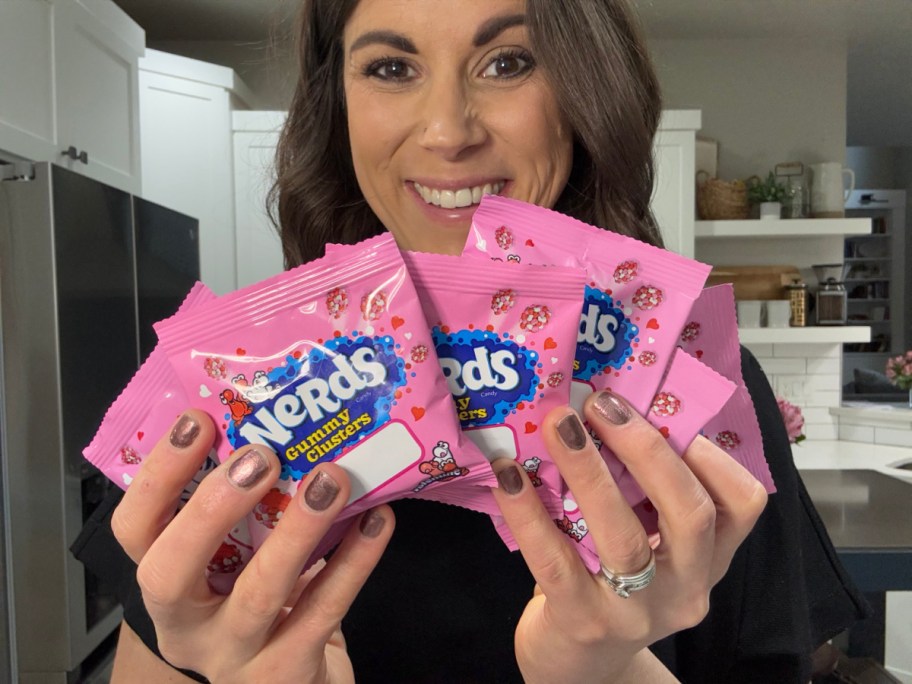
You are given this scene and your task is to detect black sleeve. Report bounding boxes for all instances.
[70,486,210,684]
[650,346,871,683]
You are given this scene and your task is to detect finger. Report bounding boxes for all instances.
[137,444,281,619]
[583,391,716,573]
[221,463,353,641]
[490,458,596,607]
[542,406,652,576]
[681,436,767,581]
[112,410,216,564]
[269,505,395,652]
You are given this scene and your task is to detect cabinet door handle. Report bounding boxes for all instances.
[62,146,89,165]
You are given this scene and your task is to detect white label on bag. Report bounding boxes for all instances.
[336,421,422,504]
[465,425,518,462]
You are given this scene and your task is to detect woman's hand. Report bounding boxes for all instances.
[491,389,768,684]
[111,409,394,683]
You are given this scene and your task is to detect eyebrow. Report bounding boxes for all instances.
[349,30,417,55]
[473,13,526,47]
[347,13,526,56]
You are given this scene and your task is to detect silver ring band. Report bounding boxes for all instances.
[599,549,656,598]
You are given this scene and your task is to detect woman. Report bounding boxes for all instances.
[81,0,866,681]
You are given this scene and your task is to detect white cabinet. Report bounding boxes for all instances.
[0,0,55,163]
[652,110,701,258]
[233,111,286,288]
[139,50,254,295]
[0,0,143,194]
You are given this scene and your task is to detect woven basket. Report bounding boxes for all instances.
[696,171,750,220]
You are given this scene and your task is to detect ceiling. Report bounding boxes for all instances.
[110,0,912,147]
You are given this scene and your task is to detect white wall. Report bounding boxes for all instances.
[151,35,851,185]
[651,38,848,182]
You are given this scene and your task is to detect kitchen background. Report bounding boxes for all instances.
[1,0,911,681]
[133,0,912,440]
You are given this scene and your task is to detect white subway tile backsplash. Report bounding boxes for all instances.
[805,423,839,440]
[873,427,912,448]
[838,424,875,443]
[806,356,841,375]
[802,407,836,423]
[755,358,808,375]
[773,343,841,359]
[744,343,773,358]
[806,390,842,408]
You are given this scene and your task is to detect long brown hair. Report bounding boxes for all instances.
[269,0,663,268]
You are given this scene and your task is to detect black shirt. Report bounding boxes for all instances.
[73,347,869,682]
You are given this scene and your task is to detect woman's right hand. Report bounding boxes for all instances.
[111,409,394,683]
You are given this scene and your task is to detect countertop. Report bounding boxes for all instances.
[799,469,912,552]
[792,439,912,482]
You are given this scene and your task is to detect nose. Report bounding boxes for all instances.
[417,80,486,159]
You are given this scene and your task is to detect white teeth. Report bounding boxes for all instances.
[414,181,505,208]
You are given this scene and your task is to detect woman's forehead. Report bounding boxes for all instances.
[343,0,528,47]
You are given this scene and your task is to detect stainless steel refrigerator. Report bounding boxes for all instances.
[0,161,199,682]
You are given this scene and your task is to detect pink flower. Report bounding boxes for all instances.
[776,397,806,444]
[885,351,912,391]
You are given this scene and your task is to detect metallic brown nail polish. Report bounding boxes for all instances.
[359,509,385,538]
[496,464,523,495]
[227,449,269,489]
[556,414,588,451]
[170,414,200,449]
[304,471,340,512]
[593,391,631,426]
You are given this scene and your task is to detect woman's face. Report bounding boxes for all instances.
[342,0,573,255]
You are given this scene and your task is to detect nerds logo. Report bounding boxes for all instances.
[433,328,538,427]
[575,286,638,381]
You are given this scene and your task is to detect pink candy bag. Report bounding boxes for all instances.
[83,283,255,590]
[83,282,218,491]
[154,234,495,550]
[465,196,711,486]
[613,346,738,504]
[400,250,587,517]
[493,347,737,573]
[676,284,775,493]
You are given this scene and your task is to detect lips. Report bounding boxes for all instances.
[412,181,505,209]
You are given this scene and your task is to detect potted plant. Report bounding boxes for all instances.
[747,172,788,220]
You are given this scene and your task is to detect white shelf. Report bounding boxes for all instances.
[695,217,871,239]
[738,326,871,344]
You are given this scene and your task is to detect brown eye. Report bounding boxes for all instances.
[365,58,415,81]
[481,50,534,79]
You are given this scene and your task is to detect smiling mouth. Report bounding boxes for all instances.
[412,181,505,209]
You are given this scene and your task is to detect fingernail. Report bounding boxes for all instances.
[496,464,524,495]
[303,471,340,512]
[592,390,631,426]
[359,509,385,538]
[556,413,588,451]
[170,414,200,449]
[227,449,269,489]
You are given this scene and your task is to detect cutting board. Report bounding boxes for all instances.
[706,265,802,301]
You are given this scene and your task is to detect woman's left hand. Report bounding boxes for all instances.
[491,389,768,684]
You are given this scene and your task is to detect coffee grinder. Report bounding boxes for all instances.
[812,263,847,325]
